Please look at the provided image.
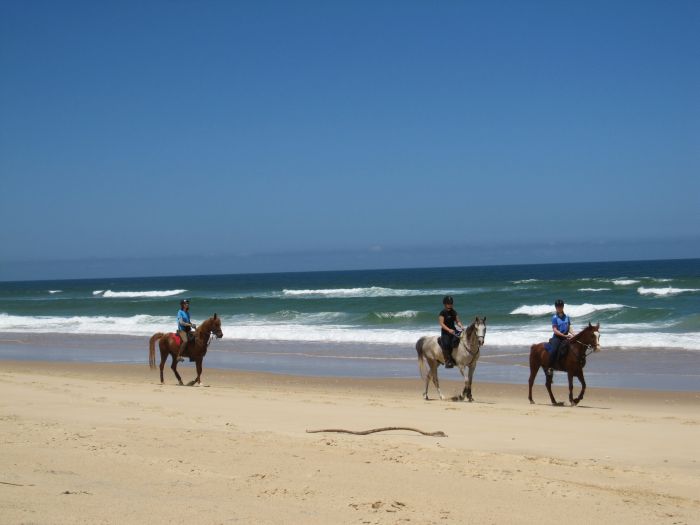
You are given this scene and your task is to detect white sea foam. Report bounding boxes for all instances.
[1,313,698,349]
[280,287,479,298]
[98,289,187,298]
[637,287,700,297]
[0,313,170,335]
[512,279,539,284]
[373,310,420,319]
[611,279,640,286]
[578,288,611,292]
[510,303,626,317]
[48,290,62,294]
[482,326,700,350]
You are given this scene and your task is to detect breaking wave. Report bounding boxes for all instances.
[637,287,700,297]
[94,289,187,298]
[510,303,627,317]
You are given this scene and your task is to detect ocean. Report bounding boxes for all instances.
[1,259,699,390]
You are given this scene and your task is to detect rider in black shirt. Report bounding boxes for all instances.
[439,295,464,368]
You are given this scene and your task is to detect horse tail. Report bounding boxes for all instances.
[149,333,167,369]
[416,338,428,379]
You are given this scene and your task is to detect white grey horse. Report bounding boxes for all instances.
[415,317,486,401]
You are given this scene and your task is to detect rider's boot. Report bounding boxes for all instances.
[444,349,455,368]
[177,340,186,363]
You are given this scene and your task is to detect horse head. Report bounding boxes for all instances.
[200,313,224,339]
[578,322,601,352]
[463,316,487,347]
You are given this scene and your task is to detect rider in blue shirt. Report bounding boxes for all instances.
[549,299,573,372]
[176,299,196,362]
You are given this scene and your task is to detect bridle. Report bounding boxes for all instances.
[461,323,485,357]
[571,337,597,366]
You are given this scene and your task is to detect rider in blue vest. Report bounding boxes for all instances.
[548,299,573,372]
[176,299,196,362]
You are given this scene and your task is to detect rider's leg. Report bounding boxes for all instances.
[442,332,455,368]
[176,330,188,362]
[547,337,560,373]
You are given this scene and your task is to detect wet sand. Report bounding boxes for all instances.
[2,332,700,390]
[1,360,699,524]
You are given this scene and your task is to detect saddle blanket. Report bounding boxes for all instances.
[171,333,194,346]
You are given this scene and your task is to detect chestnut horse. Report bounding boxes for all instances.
[528,322,601,406]
[148,314,223,386]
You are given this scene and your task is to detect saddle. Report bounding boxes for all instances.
[171,332,195,348]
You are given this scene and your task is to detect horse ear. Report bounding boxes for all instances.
[589,321,592,328]
[483,317,486,323]
[475,316,479,322]
[214,313,217,319]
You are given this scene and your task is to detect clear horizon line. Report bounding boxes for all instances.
[2,255,698,284]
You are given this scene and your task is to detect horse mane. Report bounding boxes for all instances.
[195,315,218,337]
[572,323,597,340]
[466,322,475,340]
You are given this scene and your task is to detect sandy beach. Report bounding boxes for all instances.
[1,360,698,524]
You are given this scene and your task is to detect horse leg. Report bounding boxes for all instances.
[466,363,476,402]
[544,367,559,405]
[574,372,586,405]
[431,362,445,400]
[457,366,467,401]
[423,360,431,400]
[159,348,167,384]
[568,372,575,406]
[187,359,203,387]
[528,353,539,404]
[171,355,184,386]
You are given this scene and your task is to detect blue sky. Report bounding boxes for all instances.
[1,1,698,280]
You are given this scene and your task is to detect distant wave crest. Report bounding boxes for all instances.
[578,288,611,292]
[372,310,420,320]
[510,303,626,317]
[95,289,187,298]
[611,279,640,286]
[637,287,700,297]
[280,287,475,298]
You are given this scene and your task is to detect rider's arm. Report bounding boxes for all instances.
[177,313,193,328]
[439,315,455,334]
[455,315,464,329]
[553,324,568,338]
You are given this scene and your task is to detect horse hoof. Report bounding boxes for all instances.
[468,397,474,403]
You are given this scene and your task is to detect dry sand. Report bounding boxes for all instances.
[1,360,698,524]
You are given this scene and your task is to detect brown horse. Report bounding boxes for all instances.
[528,322,601,406]
[148,314,223,386]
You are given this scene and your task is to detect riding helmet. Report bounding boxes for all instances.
[443,295,454,305]
[554,299,565,307]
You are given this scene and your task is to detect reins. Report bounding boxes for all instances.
[572,338,596,365]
